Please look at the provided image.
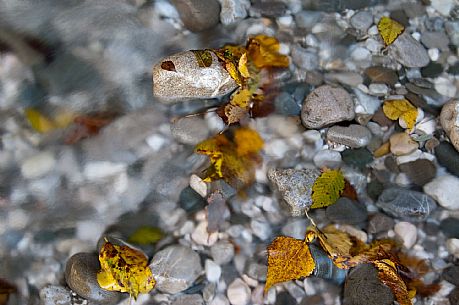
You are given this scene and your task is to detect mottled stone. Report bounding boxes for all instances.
[440,100,459,152]
[327,124,372,148]
[171,0,221,32]
[268,168,321,216]
[153,51,238,104]
[376,188,436,221]
[389,32,430,68]
[65,253,120,304]
[398,159,436,186]
[301,85,355,129]
[389,133,419,156]
[40,285,72,305]
[150,245,203,294]
[343,264,394,305]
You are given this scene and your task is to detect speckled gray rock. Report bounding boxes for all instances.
[399,159,436,186]
[327,124,372,148]
[65,252,121,305]
[301,85,355,129]
[171,0,221,32]
[268,168,321,216]
[219,0,250,25]
[40,285,72,305]
[343,264,394,305]
[153,51,238,104]
[171,116,210,145]
[440,100,459,152]
[389,32,430,68]
[376,188,436,221]
[326,198,368,224]
[367,213,394,234]
[150,245,203,294]
[350,11,373,31]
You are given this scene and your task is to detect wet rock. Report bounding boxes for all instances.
[310,244,347,284]
[275,291,297,305]
[294,11,322,29]
[376,188,436,221]
[153,51,238,104]
[435,142,459,177]
[423,175,459,210]
[350,11,373,31]
[65,252,121,304]
[301,85,355,129]
[268,168,321,216]
[421,31,450,51]
[421,62,443,78]
[281,218,309,239]
[448,62,459,75]
[341,148,373,170]
[172,294,204,305]
[440,100,459,152]
[171,116,210,145]
[291,45,319,71]
[218,0,249,25]
[313,149,342,169]
[367,213,394,234]
[440,217,459,238]
[274,92,301,116]
[398,159,436,186]
[443,264,459,286]
[449,288,459,305]
[325,72,363,87]
[389,32,430,68]
[40,285,72,305]
[354,89,381,115]
[307,0,388,11]
[394,221,417,249]
[250,0,287,17]
[343,264,394,305]
[171,0,220,32]
[21,151,56,179]
[364,66,398,86]
[327,125,372,148]
[150,245,203,294]
[227,278,251,305]
[326,198,368,225]
[389,133,418,156]
[366,180,384,201]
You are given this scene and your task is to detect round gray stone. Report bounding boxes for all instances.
[326,124,372,148]
[171,116,210,145]
[171,0,221,32]
[350,11,373,31]
[153,51,238,104]
[389,32,430,68]
[326,197,368,224]
[64,252,121,304]
[149,245,203,294]
[376,187,436,222]
[301,85,355,129]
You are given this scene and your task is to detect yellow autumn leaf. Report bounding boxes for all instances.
[230,88,252,109]
[225,61,243,85]
[128,226,163,245]
[195,127,263,189]
[373,259,412,305]
[310,169,345,209]
[238,52,250,78]
[382,99,418,130]
[377,16,404,46]
[265,236,315,293]
[247,34,289,69]
[97,241,155,299]
[25,108,58,133]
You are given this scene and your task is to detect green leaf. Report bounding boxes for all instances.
[311,169,345,209]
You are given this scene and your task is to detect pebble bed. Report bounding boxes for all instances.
[1,0,459,305]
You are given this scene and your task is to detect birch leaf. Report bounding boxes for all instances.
[378,16,404,46]
[373,259,411,305]
[382,99,418,130]
[311,169,345,209]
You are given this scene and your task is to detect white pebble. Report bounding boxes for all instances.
[434,77,457,98]
[368,83,389,96]
[205,259,222,282]
[423,175,459,210]
[146,134,166,151]
[428,48,440,61]
[210,294,230,305]
[368,25,379,35]
[192,221,218,246]
[227,278,251,305]
[394,221,417,249]
[190,174,207,198]
[21,151,56,179]
[446,238,459,258]
[351,46,371,61]
[431,0,454,16]
[277,16,293,27]
[83,161,126,180]
[250,219,271,241]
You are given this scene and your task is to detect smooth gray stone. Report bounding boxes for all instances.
[171,0,220,32]
[399,159,436,186]
[376,188,436,222]
[65,252,121,304]
[268,168,321,216]
[350,11,373,31]
[301,85,355,129]
[326,197,368,224]
[367,213,394,234]
[435,142,459,177]
[171,116,210,145]
[327,124,372,148]
[389,32,430,68]
[150,245,203,294]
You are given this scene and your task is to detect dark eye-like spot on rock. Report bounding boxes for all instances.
[161,61,176,72]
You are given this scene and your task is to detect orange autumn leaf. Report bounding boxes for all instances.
[373,259,412,305]
[97,241,155,299]
[195,127,263,189]
[265,236,315,293]
[246,35,289,69]
[378,16,404,46]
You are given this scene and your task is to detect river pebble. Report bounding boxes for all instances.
[423,175,459,210]
[227,278,251,305]
[440,100,459,152]
[171,0,221,32]
[326,198,368,225]
[389,32,430,68]
[326,124,372,148]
